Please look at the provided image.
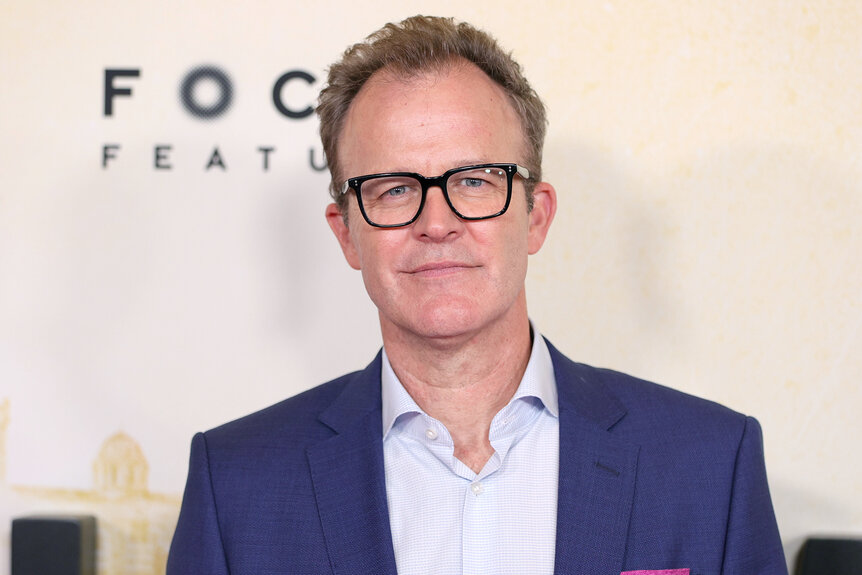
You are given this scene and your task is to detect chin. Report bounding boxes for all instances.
[407,303,494,340]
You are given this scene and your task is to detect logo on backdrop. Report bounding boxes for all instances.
[101,66,326,173]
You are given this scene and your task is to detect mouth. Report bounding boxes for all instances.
[407,261,476,278]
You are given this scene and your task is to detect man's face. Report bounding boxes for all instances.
[326,62,555,345]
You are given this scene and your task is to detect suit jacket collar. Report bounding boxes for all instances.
[308,353,398,575]
[549,340,640,575]
[548,338,627,430]
[308,342,640,575]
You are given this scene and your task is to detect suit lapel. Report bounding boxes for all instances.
[548,341,640,575]
[307,356,398,575]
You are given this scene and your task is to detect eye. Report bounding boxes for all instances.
[383,185,409,197]
[456,168,504,188]
[462,177,486,188]
[362,177,419,203]
[451,168,506,195]
[375,184,415,202]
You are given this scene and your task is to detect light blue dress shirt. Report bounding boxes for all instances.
[381,330,560,575]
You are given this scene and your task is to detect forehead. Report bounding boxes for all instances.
[337,62,526,177]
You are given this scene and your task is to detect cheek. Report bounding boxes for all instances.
[352,231,401,285]
[502,221,532,281]
[473,221,530,283]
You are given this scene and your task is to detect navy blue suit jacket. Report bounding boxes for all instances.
[167,340,787,574]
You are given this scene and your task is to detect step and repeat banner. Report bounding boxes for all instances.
[2,1,861,573]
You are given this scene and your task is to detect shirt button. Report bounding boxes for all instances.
[425,428,438,440]
[471,482,484,495]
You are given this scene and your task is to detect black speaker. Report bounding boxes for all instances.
[11,515,96,575]
[795,537,862,575]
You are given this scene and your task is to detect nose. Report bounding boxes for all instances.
[412,186,462,240]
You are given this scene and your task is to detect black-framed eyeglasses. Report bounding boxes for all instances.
[339,163,531,228]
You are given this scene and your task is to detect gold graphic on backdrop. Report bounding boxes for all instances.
[93,431,150,497]
[0,399,180,575]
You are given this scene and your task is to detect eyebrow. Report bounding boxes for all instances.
[375,159,495,175]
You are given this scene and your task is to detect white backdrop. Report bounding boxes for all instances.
[1,1,861,572]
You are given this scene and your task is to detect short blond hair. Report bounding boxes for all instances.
[317,15,547,213]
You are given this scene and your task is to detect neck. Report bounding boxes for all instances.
[381,296,533,473]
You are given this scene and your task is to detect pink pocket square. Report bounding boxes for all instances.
[621,570,689,575]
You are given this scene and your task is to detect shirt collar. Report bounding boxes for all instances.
[381,323,558,438]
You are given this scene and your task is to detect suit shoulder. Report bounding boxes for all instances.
[548,341,750,444]
[202,367,368,447]
[599,366,743,421]
[592,365,753,450]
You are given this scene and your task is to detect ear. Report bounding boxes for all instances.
[325,203,361,270]
[527,181,557,255]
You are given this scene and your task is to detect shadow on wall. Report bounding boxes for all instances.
[531,139,681,374]
[537,138,859,380]
[259,175,382,380]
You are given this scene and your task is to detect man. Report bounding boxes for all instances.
[168,16,786,575]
